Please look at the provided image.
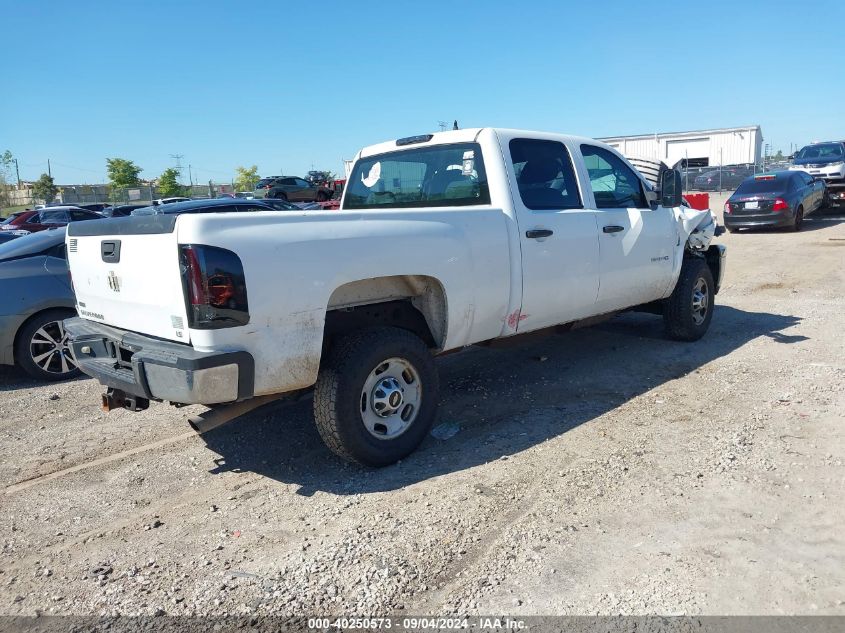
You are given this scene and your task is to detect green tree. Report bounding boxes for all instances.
[157,167,183,197]
[106,158,143,189]
[234,165,260,192]
[32,173,58,203]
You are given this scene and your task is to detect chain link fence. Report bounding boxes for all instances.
[681,161,793,194]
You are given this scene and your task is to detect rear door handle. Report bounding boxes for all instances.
[526,229,553,239]
[603,225,624,234]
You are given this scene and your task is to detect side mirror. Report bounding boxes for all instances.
[660,168,683,207]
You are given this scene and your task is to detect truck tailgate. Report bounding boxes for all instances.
[66,216,190,344]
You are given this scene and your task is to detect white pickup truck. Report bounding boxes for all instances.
[65,128,725,466]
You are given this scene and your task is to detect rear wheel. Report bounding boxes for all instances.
[726,226,738,233]
[663,258,715,342]
[15,309,80,381]
[316,191,329,202]
[314,327,439,467]
[273,191,288,201]
[790,205,804,232]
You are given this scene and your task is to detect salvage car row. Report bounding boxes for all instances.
[0,198,302,381]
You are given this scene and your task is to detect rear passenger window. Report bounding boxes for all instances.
[509,139,581,210]
[581,145,648,209]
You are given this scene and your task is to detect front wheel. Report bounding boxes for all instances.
[663,258,715,342]
[313,327,439,467]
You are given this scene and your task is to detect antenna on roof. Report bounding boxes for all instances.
[453,120,459,130]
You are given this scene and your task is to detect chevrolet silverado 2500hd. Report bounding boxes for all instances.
[65,128,726,466]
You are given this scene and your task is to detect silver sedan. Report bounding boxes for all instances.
[0,228,79,381]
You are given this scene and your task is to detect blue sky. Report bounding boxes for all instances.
[1,0,842,185]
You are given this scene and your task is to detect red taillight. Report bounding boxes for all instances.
[773,198,789,212]
[724,201,731,215]
[180,245,249,329]
[182,246,207,306]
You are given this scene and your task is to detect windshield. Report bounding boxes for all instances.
[0,227,66,261]
[795,143,844,161]
[344,142,491,210]
[734,175,789,195]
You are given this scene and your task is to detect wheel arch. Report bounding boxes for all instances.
[324,275,448,351]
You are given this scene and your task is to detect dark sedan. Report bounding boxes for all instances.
[693,167,755,191]
[253,176,331,202]
[99,204,151,217]
[724,171,826,232]
[130,197,288,216]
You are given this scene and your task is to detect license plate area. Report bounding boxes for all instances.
[104,340,136,370]
[745,201,759,210]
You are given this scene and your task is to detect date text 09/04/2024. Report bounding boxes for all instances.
[307,617,526,630]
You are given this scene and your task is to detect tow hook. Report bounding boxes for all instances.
[101,388,149,412]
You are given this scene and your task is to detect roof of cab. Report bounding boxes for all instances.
[356,128,618,159]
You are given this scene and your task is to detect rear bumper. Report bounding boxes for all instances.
[724,212,794,229]
[64,317,254,405]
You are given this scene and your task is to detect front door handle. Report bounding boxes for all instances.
[526,229,554,239]
[603,225,625,234]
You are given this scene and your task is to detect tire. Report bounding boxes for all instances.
[15,309,80,381]
[726,226,738,233]
[313,327,439,467]
[273,191,288,201]
[663,258,715,342]
[790,205,804,232]
[316,191,329,202]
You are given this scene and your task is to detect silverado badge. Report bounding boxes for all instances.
[107,271,121,292]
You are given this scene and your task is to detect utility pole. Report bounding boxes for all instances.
[47,159,51,178]
[188,164,193,186]
[13,158,20,187]
[437,121,449,132]
[170,154,184,182]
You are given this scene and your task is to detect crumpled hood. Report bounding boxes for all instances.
[676,206,715,251]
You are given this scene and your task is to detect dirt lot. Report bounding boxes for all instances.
[1,211,844,617]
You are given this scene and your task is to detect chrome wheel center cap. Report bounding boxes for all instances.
[371,377,404,417]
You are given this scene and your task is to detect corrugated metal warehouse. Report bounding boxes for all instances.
[599,125,763,168]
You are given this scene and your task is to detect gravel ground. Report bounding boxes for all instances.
[1,212,843,617]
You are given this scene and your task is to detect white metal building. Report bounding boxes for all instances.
[599,125,763,168]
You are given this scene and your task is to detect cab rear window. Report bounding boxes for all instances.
[344,143,491,209]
